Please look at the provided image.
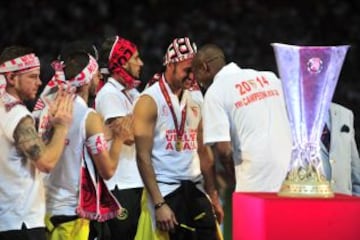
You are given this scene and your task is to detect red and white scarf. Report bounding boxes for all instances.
[77,146,122,222]
[108,36,141,89]
[0,53,40,111]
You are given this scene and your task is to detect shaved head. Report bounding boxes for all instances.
[192,44,226,89]
[198,44,225,61]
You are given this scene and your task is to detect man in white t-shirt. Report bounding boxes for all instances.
[0,46,73,240]
[192,44,292,192]
[94,36,144,240]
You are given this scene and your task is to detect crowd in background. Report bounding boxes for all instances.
[1,0,359,143]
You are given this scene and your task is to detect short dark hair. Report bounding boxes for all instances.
[63,52,89,80]
[99,36,117,68]
[0,45,34,65]
[59,40,98,62]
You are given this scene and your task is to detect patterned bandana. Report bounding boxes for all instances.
[108,36,141,89]
[34,54,98,112]
[163,37,197,66]
[69,54,99,88]
[33,55,97,141]
[0,53,40,111]
[33,60,67,114]
[0,53,40,73]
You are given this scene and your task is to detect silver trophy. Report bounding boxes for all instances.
[272,43,349,197]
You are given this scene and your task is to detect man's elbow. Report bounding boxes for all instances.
[214,142,232,159]
[35,160,55,173]
[217,149,232,161]
[100,168,116,180]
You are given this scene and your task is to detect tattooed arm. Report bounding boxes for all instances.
[14,116,69,173]
[14,116,45,162]
[14,91,73,173]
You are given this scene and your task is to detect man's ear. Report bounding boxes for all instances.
[5,72,16,86]
[202,62,209,72]
[167,62,176,71]
[122,62,129,69]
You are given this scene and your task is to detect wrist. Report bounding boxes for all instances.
[209,190,220,204]
[207,189,218,198]
[154,200,167,210]
[53,125,69,135]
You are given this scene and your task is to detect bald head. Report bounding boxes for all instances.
[197,44,225,62]
[192,44,226,89]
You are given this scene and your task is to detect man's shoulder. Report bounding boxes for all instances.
[1,103,30,119]
[257,70,279,80]
[97,81,118,94]
[331,102,353,116]
[224,65,279,82]
[96,83,125,102]
[185,89,203,106]
[141,82,159,97]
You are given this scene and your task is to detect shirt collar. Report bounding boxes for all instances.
[213,62,239,83]
[107,77,126,92]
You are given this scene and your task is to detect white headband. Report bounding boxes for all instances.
[0,53,40,111]
[0,53,40,73]
[69,55,98,88]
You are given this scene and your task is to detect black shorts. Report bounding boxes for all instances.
[0,223,46,240]
[89,187,143,240]
[164,181,217,240]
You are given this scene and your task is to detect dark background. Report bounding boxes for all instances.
[1,0,359,145]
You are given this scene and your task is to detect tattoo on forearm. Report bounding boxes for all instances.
[14,117,44,161]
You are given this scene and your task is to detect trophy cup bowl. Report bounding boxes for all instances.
[272,43,349,197]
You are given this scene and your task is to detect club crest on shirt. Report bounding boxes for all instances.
[162,105,169,116]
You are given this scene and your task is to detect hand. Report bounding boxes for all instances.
[155,204,178,232]
[48,86,74,129]
[103,124,113,141]
[209,191,224,224]
[108,115,134,145]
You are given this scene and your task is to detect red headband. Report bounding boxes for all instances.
[108,36,140,89]
[108,36,137,71]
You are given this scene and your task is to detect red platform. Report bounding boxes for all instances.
[233,192,360,240]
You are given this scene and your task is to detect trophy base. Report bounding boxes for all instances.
[278,180,334,198]
[278,166,334,198]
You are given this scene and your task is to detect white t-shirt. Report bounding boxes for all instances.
[203,62,292,192]
[45,96,93,216]
[0,100,46,231]
[141,76,203,196]
[95,78,143,190]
